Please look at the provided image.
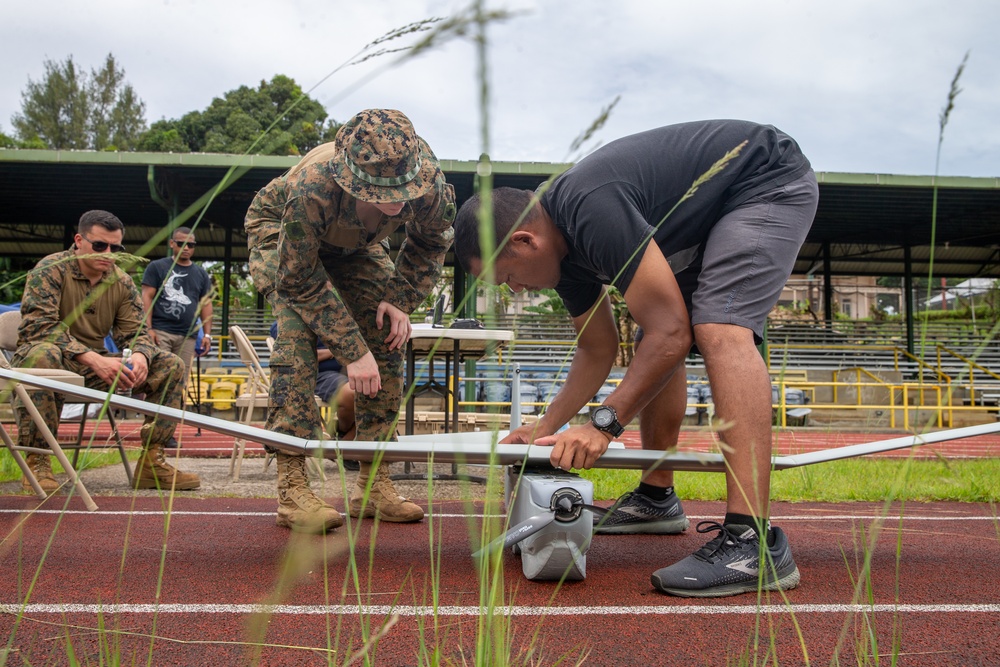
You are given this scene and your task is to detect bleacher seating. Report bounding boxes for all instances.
[201,311,1000,424]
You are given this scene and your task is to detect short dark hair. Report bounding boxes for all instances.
[172,226,194,240]
[78,210,124,236]
[453,187,538,272]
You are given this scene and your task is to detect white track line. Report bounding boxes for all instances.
[2,603,999,616]
[0,509,997,521]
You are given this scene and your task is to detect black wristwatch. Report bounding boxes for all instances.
[591,405,625,438]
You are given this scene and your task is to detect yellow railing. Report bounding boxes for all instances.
[188,337,997,429]
[934,343,1000,401]
[768,342,953,384]
[832,367,892,403]
[457,375,992,431]
[894,346,952,384]
[496,339,577,365]
[184,369,996,432]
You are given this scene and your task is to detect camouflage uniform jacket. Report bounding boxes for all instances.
[17,249,157,362]
[254,139,456,364]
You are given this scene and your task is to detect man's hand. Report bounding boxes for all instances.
[82,352,137,389]
[347,351,381,398]
[129,353,149,387]
[196,334,212,357]
[535,424,613,470]
[501,422,552,444]
[147,329,159,345]
[376,301,412,351]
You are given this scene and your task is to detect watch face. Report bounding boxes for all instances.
[593,407,614,428]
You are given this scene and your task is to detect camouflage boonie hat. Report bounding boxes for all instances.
[332,109,438,204]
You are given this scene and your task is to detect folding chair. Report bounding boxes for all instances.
[0,311,103,509]
[228,325,272,480]
[0,310,132,488]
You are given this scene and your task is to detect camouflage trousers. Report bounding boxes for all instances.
[250,244,404,446]
[11,342,186,449]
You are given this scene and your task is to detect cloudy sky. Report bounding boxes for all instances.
[2,0,997,177]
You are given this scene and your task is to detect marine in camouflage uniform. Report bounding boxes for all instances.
[12,210,200,493]
[245,109,455,532]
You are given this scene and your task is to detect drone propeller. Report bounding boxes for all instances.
[474,487,607,558]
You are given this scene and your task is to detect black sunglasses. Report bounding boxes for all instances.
[81,234,125,253]
[172,239,197,248]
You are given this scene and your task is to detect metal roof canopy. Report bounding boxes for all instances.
[1,149,999,279]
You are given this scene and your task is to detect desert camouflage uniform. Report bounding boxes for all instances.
[12,249,185,448]
[245,133,456,445]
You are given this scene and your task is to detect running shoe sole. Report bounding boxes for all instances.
[596,515,690,535]
[651,565,801,598]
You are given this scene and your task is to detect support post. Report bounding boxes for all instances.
[904,245,915,356]
[823,242,833,325]
[222,224,233,355]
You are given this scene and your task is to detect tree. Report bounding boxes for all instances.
[522,289,568,316]
[0,129,45,149]
[11,54,147,150]
[139,75,336,156]
[137,121,191,153]
[12,56,88,149]
[0,257,29,304]
[89,55,147,150]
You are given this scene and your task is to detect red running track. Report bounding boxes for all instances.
[4,419,999,664]
[2,496,999,666]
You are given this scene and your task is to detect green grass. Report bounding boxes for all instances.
[0,447,139,483]
[5,446,998,504]
[580,457,1000,503]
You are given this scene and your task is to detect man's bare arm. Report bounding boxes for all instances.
[606,242,693,424]
[503,291,617,444]
[547,292,619,425]
[140,285,159,344]
[537,242,693,469]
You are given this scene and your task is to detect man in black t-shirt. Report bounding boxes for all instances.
[142,227,214,367]
[142,226,214,448]
[454,120,818,598]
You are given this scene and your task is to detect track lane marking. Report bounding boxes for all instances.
[1,509,996,521]
[3,603,1000,616]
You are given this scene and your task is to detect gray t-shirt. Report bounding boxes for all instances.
[540,120,811,316]
[141,257,213,336]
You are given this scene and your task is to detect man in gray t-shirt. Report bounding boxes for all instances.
[454,120,818,599]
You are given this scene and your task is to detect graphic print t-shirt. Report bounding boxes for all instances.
[142,256,213,336]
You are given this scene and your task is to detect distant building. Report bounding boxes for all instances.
[780,275,902,319]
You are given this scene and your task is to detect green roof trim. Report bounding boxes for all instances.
[816,171,1000,189]
[1,149,997,188]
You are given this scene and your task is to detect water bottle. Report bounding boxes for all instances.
[118,348,133,397]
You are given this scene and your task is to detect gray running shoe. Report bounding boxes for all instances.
[595,489,689,535]
[650,521,800,598]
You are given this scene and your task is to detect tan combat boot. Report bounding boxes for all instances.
[349,462,424,523]
[133,444,201,490]
[21,453,59,494]
[275,452,344,533]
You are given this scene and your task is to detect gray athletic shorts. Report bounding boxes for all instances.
[638,169,818,347]
[315,370,348,403]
